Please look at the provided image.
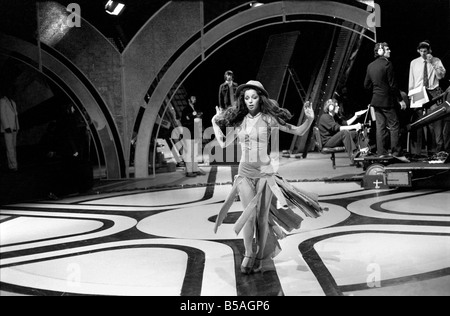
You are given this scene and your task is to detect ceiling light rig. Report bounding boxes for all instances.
[250,1,264,8]
[105,0,126,16]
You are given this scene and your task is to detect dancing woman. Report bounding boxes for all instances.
[212,80,327,274]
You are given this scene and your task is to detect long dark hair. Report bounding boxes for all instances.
[215,88,293,130]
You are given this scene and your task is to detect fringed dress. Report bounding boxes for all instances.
[213,113,327,259]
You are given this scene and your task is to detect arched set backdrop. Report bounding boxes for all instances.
[0,1,376,179]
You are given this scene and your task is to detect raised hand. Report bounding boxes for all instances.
[212,106,222,125]
[355,109,368,117]
[304,101,314,121]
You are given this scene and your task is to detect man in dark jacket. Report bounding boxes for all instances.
[365,42,407,157]
[218,70,238,110]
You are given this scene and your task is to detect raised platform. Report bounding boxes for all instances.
[355,155,410,172]
[357,154,450,189]
[385,162,450,189]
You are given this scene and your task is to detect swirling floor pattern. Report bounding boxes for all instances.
[1,166,449,296]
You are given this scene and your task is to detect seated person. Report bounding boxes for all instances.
[318,99,366,164]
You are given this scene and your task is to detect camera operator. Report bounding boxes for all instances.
[318,99,367,165]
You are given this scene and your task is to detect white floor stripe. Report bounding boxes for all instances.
[0,210,137,256]
[315,233,450,288]
[382,192,450,215]
[0,239,236,296]
[11,186,231,212]
[347,191,450,222]
[276,224,450,296]
[0,217,103,245]
[137,202,349,240]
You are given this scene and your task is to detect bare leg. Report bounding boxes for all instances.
[182,139,194,174]
[237,178,257,258]
[254,180,273,271]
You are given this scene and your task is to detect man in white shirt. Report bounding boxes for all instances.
[0,88,20,171]
[409,40,446,154]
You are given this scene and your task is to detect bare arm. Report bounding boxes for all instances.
[346,115,357,126]
[279,101,314,136]
[344,108,368,126]
[211,106,238,148]
[431,57,446,80]
[340,123,362,132]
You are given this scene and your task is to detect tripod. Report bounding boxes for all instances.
[356,105,373,156]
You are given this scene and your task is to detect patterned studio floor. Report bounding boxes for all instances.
[1,166,449,296]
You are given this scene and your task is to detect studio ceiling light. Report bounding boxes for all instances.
[250,2,264,8]
[105,0,125,16]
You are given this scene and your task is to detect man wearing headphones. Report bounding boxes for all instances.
[318,99,365,165]
[365,42,407,158]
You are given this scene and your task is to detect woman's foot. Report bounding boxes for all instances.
[194,169,206,176]
[240,256,254,275]
[253,258,263,273]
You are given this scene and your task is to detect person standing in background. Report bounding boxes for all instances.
[0,87,20,172]
[364,42,407,158]
[409,40,447,154]
[181,95,205,177]
[443,87,450,154]
[218,70,238,110]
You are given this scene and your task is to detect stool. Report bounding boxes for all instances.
[313,127,346,169]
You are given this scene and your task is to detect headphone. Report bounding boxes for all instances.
[377,47,385,56]
[325,99,337,113]
[376,43,385,57]
[417,41,432,54]
[328,103,335,113]
[375,42,388,58]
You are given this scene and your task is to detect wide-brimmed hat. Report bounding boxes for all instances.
[235,80,269,98]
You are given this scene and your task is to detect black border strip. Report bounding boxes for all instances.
[371,190,450,218]
[340,268,450,293]
[300,230,450,296]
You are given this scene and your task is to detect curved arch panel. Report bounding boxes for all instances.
[123,2,203,177]
[134,1,375,177]
[0,33,123,179]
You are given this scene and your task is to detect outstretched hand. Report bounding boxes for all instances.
[304,101,314,121]
[212,106,222,124]
[399,100,407,111]
[355,109,369,118]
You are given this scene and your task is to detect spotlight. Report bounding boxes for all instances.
[250,1,264,8]
[105,0,125,16]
